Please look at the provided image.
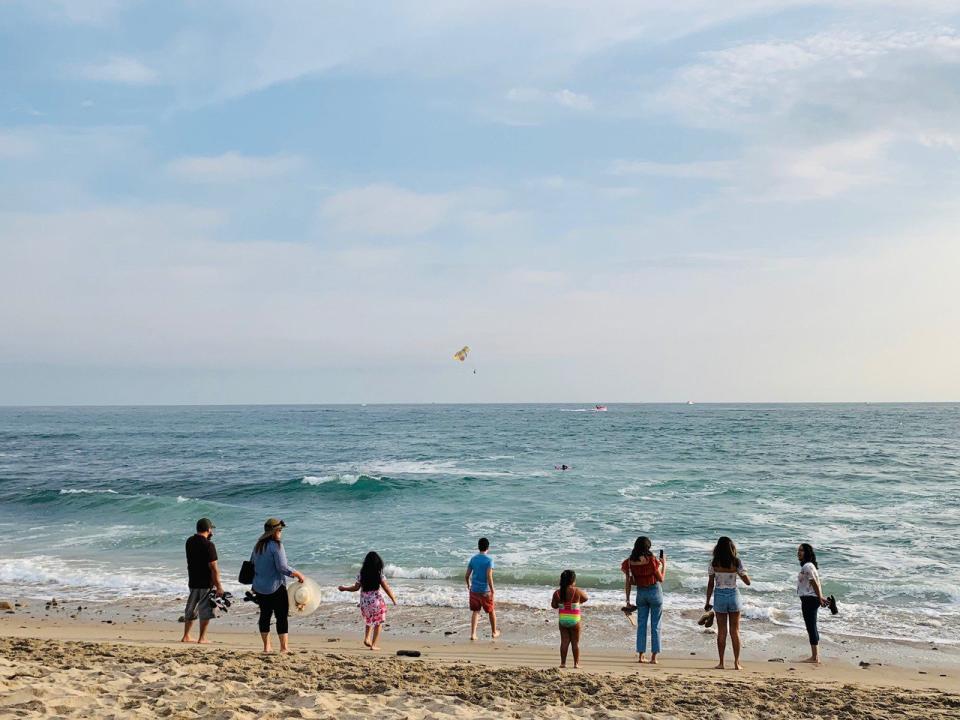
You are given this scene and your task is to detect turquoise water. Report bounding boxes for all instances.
[1,404,958,646]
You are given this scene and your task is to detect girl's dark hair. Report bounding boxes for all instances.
[630,536,653,561]
[711,536,739,569]
[559,569,576,603]
[799,543,818,569]
[360,551,385,592]
[254,530,281,556]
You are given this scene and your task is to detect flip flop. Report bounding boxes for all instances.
[701,610,715,628]
[828,595,839,615]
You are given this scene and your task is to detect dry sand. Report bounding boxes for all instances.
[1,616,959,719]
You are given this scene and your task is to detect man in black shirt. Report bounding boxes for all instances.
[181,517,224,644]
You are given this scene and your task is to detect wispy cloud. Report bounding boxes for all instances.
[320,184,453,238]
[506,87,594,111]
[610,159,734,180]
[76,55,158,85]
[654,27,960,129]
[167,152,303,183]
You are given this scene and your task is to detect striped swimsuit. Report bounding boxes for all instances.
[555,590,582,627]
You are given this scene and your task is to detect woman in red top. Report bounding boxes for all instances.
[622,536,666,664]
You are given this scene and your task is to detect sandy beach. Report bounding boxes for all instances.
[2,611,958,719]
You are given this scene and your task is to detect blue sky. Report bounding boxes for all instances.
[2,1,960,403]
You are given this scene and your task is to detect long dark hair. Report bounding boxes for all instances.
[254,529,281,556]
[360,551,385,592]
[559,569,576,603]
[799,543,818,569]
[711,536,739,570]
[630,536,653,561]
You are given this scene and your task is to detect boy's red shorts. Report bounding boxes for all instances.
[469,591,494,613]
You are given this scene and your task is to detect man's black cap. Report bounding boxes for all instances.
[196,517,216,532]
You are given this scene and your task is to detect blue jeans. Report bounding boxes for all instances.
[635,584,663,654]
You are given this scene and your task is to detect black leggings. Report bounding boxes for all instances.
[801,596,820,646]
[258,587,289,634]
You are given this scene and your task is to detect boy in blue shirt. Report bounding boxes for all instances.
[465,537,500,640]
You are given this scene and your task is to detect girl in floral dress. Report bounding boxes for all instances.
[338,551,397,650]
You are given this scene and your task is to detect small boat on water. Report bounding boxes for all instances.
[594,405,608,412]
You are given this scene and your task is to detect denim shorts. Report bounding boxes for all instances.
[713,587,742,613]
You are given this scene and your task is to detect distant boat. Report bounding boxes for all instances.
[686,400,695,405]
[594,405,608,412]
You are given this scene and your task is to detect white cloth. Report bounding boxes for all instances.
[797,562,820,597]
[708,559,744,590]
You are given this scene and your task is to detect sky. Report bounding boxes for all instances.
[2,1,960,404]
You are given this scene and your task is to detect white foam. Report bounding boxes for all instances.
[59,488,119,495]
[302,474,361,486]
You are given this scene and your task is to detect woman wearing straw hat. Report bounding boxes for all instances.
[251,518,305,653]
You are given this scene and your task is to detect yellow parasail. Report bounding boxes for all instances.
[452,346,470,362]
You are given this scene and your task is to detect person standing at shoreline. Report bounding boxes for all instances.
[551,569,588,668]
[465,537,500,640]
[181,517,224,644]
[622,536,665,664]
[251,518,305,653]
[705,536,751,670]
[797,543,829,664]
[337,551,398,650]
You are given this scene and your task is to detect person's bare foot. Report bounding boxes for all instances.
[262,648,273,654]
[197,638,210,645]
[369,645,381,651]
[363,640,372,648]
[714,663,725,669]
[180,636,195,643]
[492,631,501,639]
[573,663,580,669]
[280,648,290,654]
[650,654,659,665]
[469,634,478,641]
[798,656,820,664]
[734,662,743,670]
[638,655,647,664]
[559,663,566,669]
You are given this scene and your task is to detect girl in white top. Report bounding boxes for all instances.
[705,536,751,670]
[797,543,828,663]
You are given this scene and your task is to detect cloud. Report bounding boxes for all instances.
[654,27,960,130]
[167,152,303,183]
[77,55,158,85]
[319,184,453,238]
[506,87,594,111]
[610,159,735,180]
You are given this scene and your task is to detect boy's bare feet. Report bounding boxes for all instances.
[197,638,210,645]
[798,656,821,664]
[714,663,725,669]
[180,636,195,643]
[369,645,381,651]
[469,634,478,641]
[734,662,743,670]
[492,630,501,639]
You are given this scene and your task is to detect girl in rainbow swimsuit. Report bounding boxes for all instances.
[550,570,589,668]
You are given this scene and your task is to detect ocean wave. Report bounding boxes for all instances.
[383,564,448,580]
[0,556,182,600]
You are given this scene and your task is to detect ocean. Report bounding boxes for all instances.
[1,404,958,652]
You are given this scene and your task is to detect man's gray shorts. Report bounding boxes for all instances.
[183,588,215,622]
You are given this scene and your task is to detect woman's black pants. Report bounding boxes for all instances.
[257,587,289,634]
[800,596,820,646]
